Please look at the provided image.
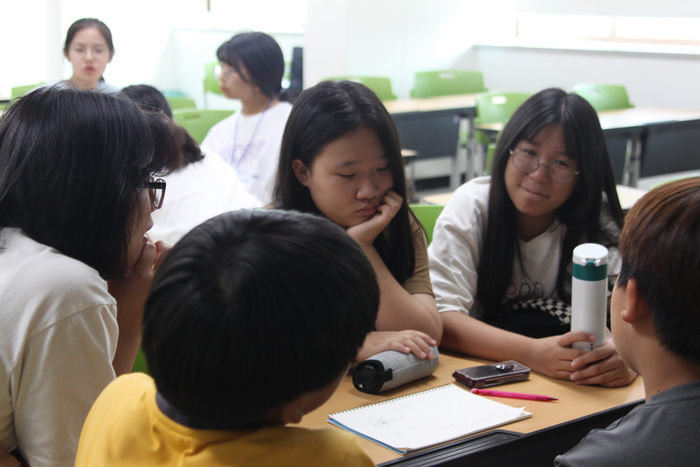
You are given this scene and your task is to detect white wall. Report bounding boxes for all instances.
[303,0,700,109]
[472,46,700,110]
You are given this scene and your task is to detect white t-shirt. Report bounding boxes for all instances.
[149,153,262,246]
[0,228,118,467]
[201,102,293,205]
[428,176,621,320]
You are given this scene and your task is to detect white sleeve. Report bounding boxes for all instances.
[200,116,233,163]
[14,305,117,467]
[428,180,490,317]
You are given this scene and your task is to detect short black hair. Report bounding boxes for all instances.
[121,84,204,169]
[0,85,179,279]
[216,32,285,100]
[618,177,700,363]
[143,209,379,429]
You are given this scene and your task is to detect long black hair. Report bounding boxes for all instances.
[274,80,416,285]
[0,86,179,279]
[476,88,623,315]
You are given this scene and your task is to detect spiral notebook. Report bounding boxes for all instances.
[327,383,531,454]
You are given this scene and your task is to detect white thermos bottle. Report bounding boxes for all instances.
[571,243,608,351]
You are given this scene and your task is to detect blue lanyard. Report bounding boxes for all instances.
[232,99,273,168]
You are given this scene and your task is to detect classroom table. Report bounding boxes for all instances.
[422,184,647,212]
[385,95,479,191]
[476,108,700,188]
[298,351,644,465]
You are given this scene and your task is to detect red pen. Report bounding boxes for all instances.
[472,388,558,402]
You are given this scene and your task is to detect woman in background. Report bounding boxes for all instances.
[62,18,118,92]
[0,86,178,466]
[201,32,293,205]
[122,85,260,245]
[429,88,636,387]
[274,80,441,361]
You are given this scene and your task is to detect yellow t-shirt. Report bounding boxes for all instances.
[76,373,375,467]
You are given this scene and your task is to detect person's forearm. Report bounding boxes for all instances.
[440,311,535,363]
[362,244,442,341]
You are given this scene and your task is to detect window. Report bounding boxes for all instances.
[517,14,700,45]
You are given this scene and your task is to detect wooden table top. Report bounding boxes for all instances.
[298,351,644,465]
[384,94,478,115]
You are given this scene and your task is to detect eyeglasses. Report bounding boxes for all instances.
[68,46,110,60]
[214,64,237,83]
[509,148,580,184]
[143,177,166,210]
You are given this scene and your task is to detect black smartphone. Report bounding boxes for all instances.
[453,361,531,388]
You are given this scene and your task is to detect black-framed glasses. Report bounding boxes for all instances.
[509,148,580,184]
[143,177,166,210]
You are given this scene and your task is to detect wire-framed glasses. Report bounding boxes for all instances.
[509,148,580,184]
[143,177,166,210]
[214,64,237,83]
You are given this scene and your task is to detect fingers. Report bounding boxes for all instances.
[558,331,596,348]
[357,331,436,361]
[153,240,172,270]
[130,241,156,276]
[571,339,615,370]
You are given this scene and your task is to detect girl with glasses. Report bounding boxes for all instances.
[0,86,179,466]
[63,18,118,92]
[273,80,441,362]
[429,88,636,387]
[201,32,293,205]
[121,84,261,246]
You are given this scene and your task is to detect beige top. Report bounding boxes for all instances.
[264,205,433,296]
[405,214,433,296]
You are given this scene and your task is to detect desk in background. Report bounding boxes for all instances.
[385,95,478,191]
[299,351,644,465]
[477,108,700,188]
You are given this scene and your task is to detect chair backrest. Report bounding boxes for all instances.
[11,83,41,98]
[203,62,223,108]
[172,109,234,144]
[411,70,487,98]
[324,76,397,101]
[166,97,197,110]
[474,91,533,125]
[410,204,445,245]
[572,83,633,112]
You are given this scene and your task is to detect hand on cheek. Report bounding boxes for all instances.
[347,190,403,246]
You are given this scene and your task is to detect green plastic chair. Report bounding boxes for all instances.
[572,83,633,112]
[173,109,234,144]
[203,62,223,109]
[324,76,397,101]
[11,83,41,98]
[166,97,196,110]
[131,347,149,374]
[410,70,487,98]
[410,204,445,245]
[474,91,533,175]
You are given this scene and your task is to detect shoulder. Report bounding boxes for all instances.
[0,230,114,323]
[208,112,238,135]
[265,427,374,466]
[437,176,491,234]
[96,81,120,93]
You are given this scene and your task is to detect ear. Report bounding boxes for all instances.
[292,159,311,187]
[107,51,114,64]
[622,278,650,324]
[278,395,304,425]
